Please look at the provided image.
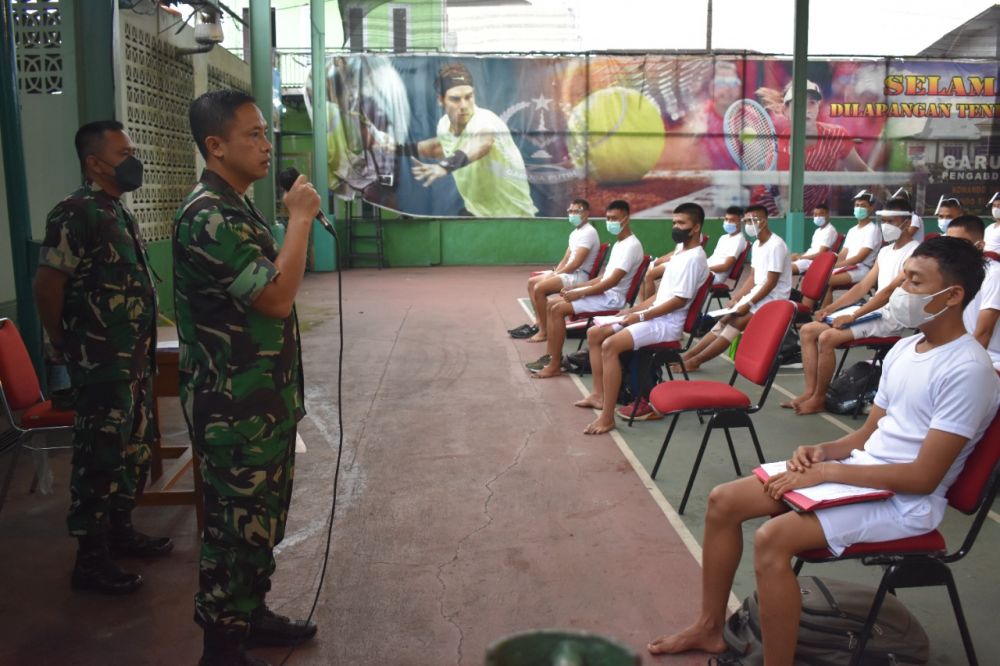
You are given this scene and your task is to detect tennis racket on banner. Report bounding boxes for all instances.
[723,98,778,171]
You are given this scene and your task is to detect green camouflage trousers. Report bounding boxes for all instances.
[194,424,296,631]
[67,377,154,536]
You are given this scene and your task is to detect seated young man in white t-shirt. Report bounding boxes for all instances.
[531,199,645,379]
[791,203,838,275]
[822,191,881,308]
[787,198,919,415]
[945,215,1000,370]
[679,205,791,373]
[648,235,1000,664]
[574,203,709,433]
[981,192,1000,253]
[510,199,600,342]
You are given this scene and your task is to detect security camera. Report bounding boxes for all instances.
[194,11,224,45]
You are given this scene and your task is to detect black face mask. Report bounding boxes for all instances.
[98,154,144,192]
[671,227,691,244]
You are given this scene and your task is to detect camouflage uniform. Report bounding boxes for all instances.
[172,169,305,634]
[38,181,157,537]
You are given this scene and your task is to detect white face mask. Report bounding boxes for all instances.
[881,222,902,243]
[744,219,760,238]
[992,207,1000,221]
[888,286,953,329]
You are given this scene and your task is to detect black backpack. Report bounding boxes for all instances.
[717,576,929,665]
[825,361,881,415]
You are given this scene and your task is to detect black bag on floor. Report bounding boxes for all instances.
[717,576,929,665]
[563,349,591,375]
[825,361,880,414]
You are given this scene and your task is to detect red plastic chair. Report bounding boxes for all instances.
[924,232,941,241]
[0,318,74,513]
[700,233,710,248]
[648,300,795,514]
[709,244,751,309]
[529,242,610,280]
[624,275,716,427]
[832,232,846,254]
[566,255,653,347]
[793,251,837,323]
[792,405,1000,666]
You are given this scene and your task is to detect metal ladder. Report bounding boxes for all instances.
[345,199,386,269]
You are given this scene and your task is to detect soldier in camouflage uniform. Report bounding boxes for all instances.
[175,90,320,666]
[34,120,173,596]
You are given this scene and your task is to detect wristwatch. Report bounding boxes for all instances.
[638,312,646,322]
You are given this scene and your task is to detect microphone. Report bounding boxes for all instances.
[278,167,337,237]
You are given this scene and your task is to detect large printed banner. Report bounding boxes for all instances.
[308,54,998,218]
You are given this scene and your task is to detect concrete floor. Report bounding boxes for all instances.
[1,265,998,666]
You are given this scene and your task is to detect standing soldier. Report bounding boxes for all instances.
[34,120,173,595]
[174,90,320,665]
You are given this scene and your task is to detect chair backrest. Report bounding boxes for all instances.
[947,405,1000,514]
[728,244,751,282]
[799,251,838,303]
[733,300,795,386]
[0,319,43,411]
[832,233,846,254]
[588,242,610,280]
[924,232,941,241]
[700,233,710,248]
[623,255,653,307]
[683,275,715,335]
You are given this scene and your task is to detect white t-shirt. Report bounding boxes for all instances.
[567,223,600,277]
[646,245,709,329]
[842,221,881,269]
[707,232,747,283]
[747,233,792,304]
[963,258,1000,366]
[806,223,839,255]
[984,221,1000,253]
[874,240,918,294]
[860,334,999,522]
[602,234,645,303]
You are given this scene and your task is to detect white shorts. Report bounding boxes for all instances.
[850,313,906,340]
[844,265,871,284]
[735,292,776,315]
[623,316,683,349]
[558,270,590,288]
[572,292,624,315]
[793,258,813,273]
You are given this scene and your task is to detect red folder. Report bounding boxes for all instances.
[752,465,894,513]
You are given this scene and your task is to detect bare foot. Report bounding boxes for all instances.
[794,399,826,415]
[780,396,807,410]
[527,332,547,343]
[671,361,700,374]
[647,623,727,656]
[583,417,615,435]
[531,365,562,379]
[574,395,603,409]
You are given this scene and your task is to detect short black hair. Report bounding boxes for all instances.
[571,198,590,211]
[188,89,257,159]
[939,197,963,212]
[607,199,630,216]
[75,120,124,173]
[436,63,474,97]
[813,203,829,213]
[745,204,768,217]
[674,202,705,226]
[947,214,985,240]
[910,235,984,307]
[883,197,911,213]
[725,205,743,216]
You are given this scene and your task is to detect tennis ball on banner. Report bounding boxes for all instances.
[567,87,666,185]
[739,126,758,144]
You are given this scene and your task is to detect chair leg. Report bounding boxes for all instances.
[834,347,850,378]
[943,569,979,666]
[629,350,655,428]
[723,428,741,476]
[650,414,680,479]
[679,418,716,515]
[849,570,895,666]
[0,441,24,516]
[792,558,804,575]
[746,418,766,465]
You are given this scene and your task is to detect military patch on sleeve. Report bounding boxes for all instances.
[227,256,279,305]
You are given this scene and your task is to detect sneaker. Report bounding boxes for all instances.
[246,606,318,648]
[509,324,539,339]
[525,354,551,371]
[616,398,662,421]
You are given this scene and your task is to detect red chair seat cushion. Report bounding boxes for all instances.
[797,530,946,561]
[795,302,812,315]
[839,336,900,349]
[19,400,74,428]
[643,341,681,351]
[649,380,751,414]
[710,284,731,295]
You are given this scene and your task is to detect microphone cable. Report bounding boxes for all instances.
[278,223,344,666]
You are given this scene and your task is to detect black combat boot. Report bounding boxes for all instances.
[108,511,174,558]
[246,606,318,647]
[71,535,143,594]
[199,628,270,666]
